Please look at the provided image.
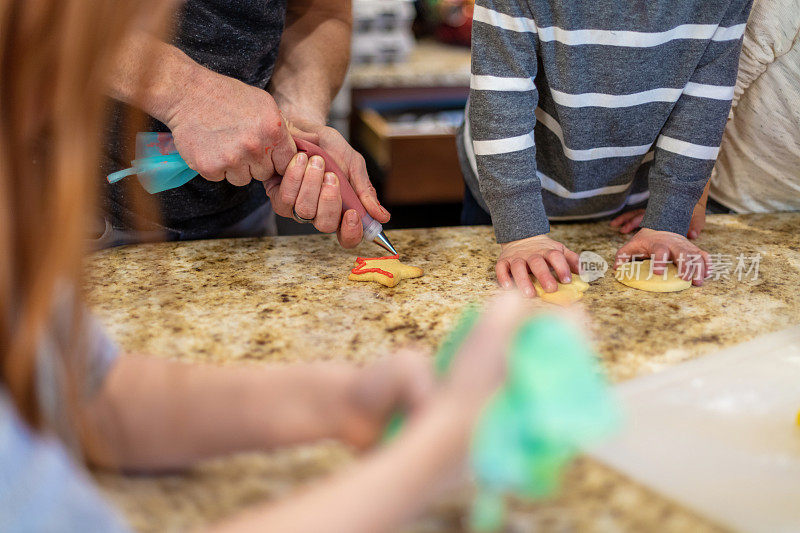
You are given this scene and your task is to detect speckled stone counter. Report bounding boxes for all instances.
[85,213,800,532]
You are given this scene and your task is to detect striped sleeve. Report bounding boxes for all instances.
[468,0,547,242]
[641,0,753,235]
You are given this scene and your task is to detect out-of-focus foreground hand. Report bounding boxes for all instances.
[340,293,531,449]
[615,228,712,286]
[496,235,580,298]
[338,351,435,450]
[443,292,531,415]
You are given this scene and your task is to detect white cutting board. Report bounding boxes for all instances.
[589,326,800,533]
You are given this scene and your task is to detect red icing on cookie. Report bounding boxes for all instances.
[350,254,400,279]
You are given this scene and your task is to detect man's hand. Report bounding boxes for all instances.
[496,235,580,297]
[610,181,711,239]
[265,118,390,248]
[615,228,712,286]
[263,0,388,248]
[164,69,297,186]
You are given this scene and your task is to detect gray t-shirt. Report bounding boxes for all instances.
[102,0,289,240]
[36,301,120,453]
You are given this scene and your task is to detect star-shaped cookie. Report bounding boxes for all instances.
[348,254,423,288]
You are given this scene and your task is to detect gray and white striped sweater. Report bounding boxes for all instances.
[459,0,752,243]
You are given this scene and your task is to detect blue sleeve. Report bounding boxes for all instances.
[0,391,130,533]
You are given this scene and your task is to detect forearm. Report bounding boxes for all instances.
[107,32,207,124]
[642,89,732,233]
[269,0,352,126]
[211,393,471,533]
[469,0,546,243]
[643,99,735,234]
[85,355,355,471]
[641,1,749,234]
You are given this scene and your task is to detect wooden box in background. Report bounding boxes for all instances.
[352,107,465,205]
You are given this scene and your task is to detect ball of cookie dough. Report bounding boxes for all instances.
[614,259,691,293]
[533,277,590,306]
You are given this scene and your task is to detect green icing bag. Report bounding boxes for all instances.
[468,314,620,530]
[384,307,620,531]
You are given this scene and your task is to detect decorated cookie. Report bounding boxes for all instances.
[614,259,691,293]
[533,277,590,306]
[348,255,423,288]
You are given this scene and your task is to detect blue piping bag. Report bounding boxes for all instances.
[107,133,197,194]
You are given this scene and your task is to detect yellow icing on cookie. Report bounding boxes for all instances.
[533,277,590,306]
[614,259,691,293]
[348,255,423,288]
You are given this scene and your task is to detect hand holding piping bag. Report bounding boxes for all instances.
[107,132,397,254]
[264,136,397,254]
[264,119,392,249]
[385,299,621,532]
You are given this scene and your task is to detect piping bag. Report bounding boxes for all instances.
[107,132,397,255]
[385,308,621,531]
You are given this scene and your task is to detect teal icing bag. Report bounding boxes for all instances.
[468,314,621,531]
[107,133,197,194]
[385,308,621,531]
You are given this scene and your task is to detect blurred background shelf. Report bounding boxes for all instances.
[348,40,470,229]
[353,107,464,206]
[349,40,471,88]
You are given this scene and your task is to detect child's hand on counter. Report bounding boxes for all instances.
[609,209,646,235]
[615,228,712,286]
[496,235,580,298]
[610,204,708,240]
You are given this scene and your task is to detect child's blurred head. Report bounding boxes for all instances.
[0,0,172,428]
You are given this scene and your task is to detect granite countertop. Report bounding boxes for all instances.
[85,213,800,532]
[349,40,471,89]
